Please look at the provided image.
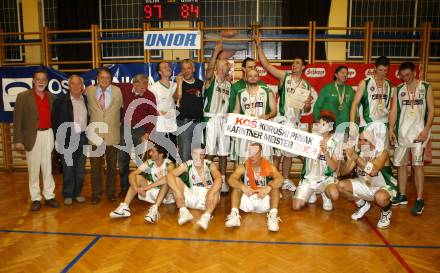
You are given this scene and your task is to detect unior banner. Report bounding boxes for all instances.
[0,63,205,122]
[225,113,323,160]
[144,31,201,49]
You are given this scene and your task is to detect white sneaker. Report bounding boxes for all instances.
[281,179,296,192]
[178,207,193,225]
[109,203,131,218]
[377,210,392,229]
[197,213,213,230]
[307,192,317,204]
[225,210,241,228]
[221,181,229,193]
[351,201,371,220]
[267,210,281,232]
[321,193,333,211]
[145,205,159,224]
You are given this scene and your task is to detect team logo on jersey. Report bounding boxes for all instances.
[256,66,268,77]
[242,96,247,103]
[401,91,406,97]
[370,86,375,92]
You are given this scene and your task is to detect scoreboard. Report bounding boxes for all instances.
[143,0,201,21]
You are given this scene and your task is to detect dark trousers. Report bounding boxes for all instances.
[90,145,118,198]
[118,126,147,191]
[177,118,203,162]
[61,133,87,199]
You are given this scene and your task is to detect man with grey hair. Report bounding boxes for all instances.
[118,73,158,198]
[52,74,88,205]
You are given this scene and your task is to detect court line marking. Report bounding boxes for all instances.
[60,235,101,273]
[1,229,440,249]
[364,216,414,273]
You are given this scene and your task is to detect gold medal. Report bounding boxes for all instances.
[377,102,384,110]
[409,108,416,116]
[335,82,346,112]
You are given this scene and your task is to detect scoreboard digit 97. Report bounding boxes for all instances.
[143,0,201,21]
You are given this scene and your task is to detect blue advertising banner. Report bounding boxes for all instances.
[0,63,205,122]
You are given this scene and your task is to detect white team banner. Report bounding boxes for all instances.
[225,114,323,160]
[144,31,201,50]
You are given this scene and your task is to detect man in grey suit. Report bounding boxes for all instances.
[13,69,60,211]
[86,67,123,204]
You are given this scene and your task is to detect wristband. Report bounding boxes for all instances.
[364,162,374,175]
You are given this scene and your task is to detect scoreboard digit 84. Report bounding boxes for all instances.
[143,0,201,21]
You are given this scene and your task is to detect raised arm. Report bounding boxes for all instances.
[255,35,285,82]
[205,43,223,87]
[339,147,357,176]
[173,74,183,102]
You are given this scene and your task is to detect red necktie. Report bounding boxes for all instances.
[99,91,105,110]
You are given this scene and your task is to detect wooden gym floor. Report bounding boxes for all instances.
[0,172,439,273]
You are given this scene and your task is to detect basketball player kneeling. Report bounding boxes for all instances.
[292,111,342,212]
[338,125,397,229]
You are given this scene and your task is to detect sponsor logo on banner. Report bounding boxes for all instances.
[256,66,268,77]
[305,67,325,78]
[348,68,356,78]
[364,68,375,77]
[2,78,33,111]
[144,31,201,49]
[225,113,322,160]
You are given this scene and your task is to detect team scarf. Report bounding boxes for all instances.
[245,158,273,190]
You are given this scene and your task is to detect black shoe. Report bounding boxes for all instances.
[45,199,60,208]
[108,194,117,202]
[411,199,424,215]
[91,196,101,205]
[31,201,41,211]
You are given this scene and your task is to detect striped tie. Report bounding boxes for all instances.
[99,91,105,110]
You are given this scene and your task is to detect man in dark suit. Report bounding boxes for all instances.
[52,75,89,205]
[13,69,60,211]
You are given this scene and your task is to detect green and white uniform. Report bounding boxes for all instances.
[350,152,398,201]
[294,135,341,201]
[274,73,317,157]
[393,81,430,166]
[239,165,274,213]
[203,75,231,156]
[277,73,316,127]
[359,77,393,126]
[138,159,175,204]
[234,86,273,161]
[179,160,214,210]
